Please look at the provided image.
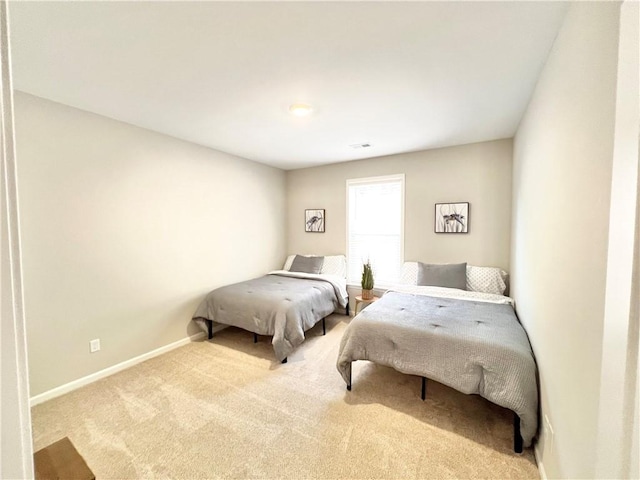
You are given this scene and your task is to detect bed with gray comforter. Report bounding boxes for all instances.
[336,286,538,449]
[194,271,348,362]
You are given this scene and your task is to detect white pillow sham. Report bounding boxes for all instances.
[282,254,347,279]
[399,261,507,295]
[399,262,419,285]
[466,265,507,296]
[283,255,296,271]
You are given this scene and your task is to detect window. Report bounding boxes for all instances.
[347,174,404,287]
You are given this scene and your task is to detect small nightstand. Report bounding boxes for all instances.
[354,295,380,315]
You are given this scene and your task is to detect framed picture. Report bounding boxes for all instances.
[305,209,325,233]
[435,202,469,233]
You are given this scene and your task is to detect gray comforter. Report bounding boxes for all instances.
[194,272,347,361]
[336,290,538,446]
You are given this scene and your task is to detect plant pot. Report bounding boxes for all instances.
[361,289,374,300]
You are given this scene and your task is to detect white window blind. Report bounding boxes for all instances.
[347,174,404,287]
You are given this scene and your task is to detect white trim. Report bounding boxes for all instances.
[534,444,547,480]
[1,1,34,477]
[30,331,209,406]
[346,173,406,186]
[596,1,640,477]
[346,282,394,293]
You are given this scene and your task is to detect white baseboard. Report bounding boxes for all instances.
[534,443,547,480]
[30,330,209,407]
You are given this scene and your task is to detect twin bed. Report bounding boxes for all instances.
[192,257,538,452]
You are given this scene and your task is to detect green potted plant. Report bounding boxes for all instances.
[361,260,374,300]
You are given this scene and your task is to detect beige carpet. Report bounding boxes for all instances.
[31,314,539,479]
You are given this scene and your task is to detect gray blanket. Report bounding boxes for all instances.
[336,291,538,446]
[193,273,345,361]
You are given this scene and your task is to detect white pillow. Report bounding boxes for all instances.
[466,265,507,295]
[282,254,347,278]
[321,255,347,278]
[283,255,296,271]
[400,262,419,285]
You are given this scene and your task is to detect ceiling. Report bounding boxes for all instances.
[9,1,568,170]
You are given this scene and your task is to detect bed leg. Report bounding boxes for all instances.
[253,333,258,343]
[322,317,326,335]
[206,320,213,340]
[346,362,352,391]
[421,377,427,401]
[346,302,350,317]
[513,413,523,453]
[281,357,287,364]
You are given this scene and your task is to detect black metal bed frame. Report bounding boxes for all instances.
[345,362,524,453]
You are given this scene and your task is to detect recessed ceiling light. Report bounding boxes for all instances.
[289,103,313,116]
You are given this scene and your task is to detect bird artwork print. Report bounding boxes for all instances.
[436,203,469,233]
[305,209,325,232]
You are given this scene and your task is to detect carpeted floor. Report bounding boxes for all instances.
[31,314,539,479]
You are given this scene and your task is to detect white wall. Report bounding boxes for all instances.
[14,92,286,396]
[511,2,620,478]
[287,139,512,272]
[596,1,640,477]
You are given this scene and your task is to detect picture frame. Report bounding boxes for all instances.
[305,209,325,233]
[435,202,469,233]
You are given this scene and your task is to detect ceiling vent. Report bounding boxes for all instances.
[350,143,371,149]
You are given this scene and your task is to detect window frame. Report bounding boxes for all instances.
[345,173,405,288]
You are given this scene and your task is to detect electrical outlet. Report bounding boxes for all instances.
[90,339,101,353]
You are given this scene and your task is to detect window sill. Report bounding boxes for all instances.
[346,283,393,292]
